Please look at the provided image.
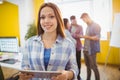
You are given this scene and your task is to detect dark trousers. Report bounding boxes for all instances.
[83,51,100,80]
[76,50,81,80]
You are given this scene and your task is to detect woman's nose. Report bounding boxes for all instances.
[44,17,50,23]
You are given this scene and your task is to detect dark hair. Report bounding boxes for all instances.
[80,13,89,18]
[70,15,76,20]
[63,18,68,29]
[37,2,65,38]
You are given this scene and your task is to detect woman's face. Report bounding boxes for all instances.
[40,6,57,33]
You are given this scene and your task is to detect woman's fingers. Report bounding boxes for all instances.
[19,72,33,80]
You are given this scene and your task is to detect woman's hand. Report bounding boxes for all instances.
[19,72,33,80]
[51,70,73,80]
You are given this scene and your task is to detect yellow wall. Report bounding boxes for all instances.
[33,0,44,25]
[113,0,120,14]
[0,1,20,42]
[97,41,120,65]
[96,0,120,65]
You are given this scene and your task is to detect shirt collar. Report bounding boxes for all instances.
[56,35,64,43]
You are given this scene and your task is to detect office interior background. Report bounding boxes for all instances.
[0,0,120,79]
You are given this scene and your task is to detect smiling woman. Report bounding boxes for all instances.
[19,2,78,80]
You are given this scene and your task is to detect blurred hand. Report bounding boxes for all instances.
[51,70,68,80]
[19,72,33,80]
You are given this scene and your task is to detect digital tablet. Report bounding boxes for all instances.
[20,70,62,78]
[0,58,17,64]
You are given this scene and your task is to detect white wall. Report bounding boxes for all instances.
[6,0,35,46]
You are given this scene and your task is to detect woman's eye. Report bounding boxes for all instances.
[50,16,55,18]
[40,16,45,19]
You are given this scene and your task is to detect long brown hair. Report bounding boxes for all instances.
[37,2,65,38]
